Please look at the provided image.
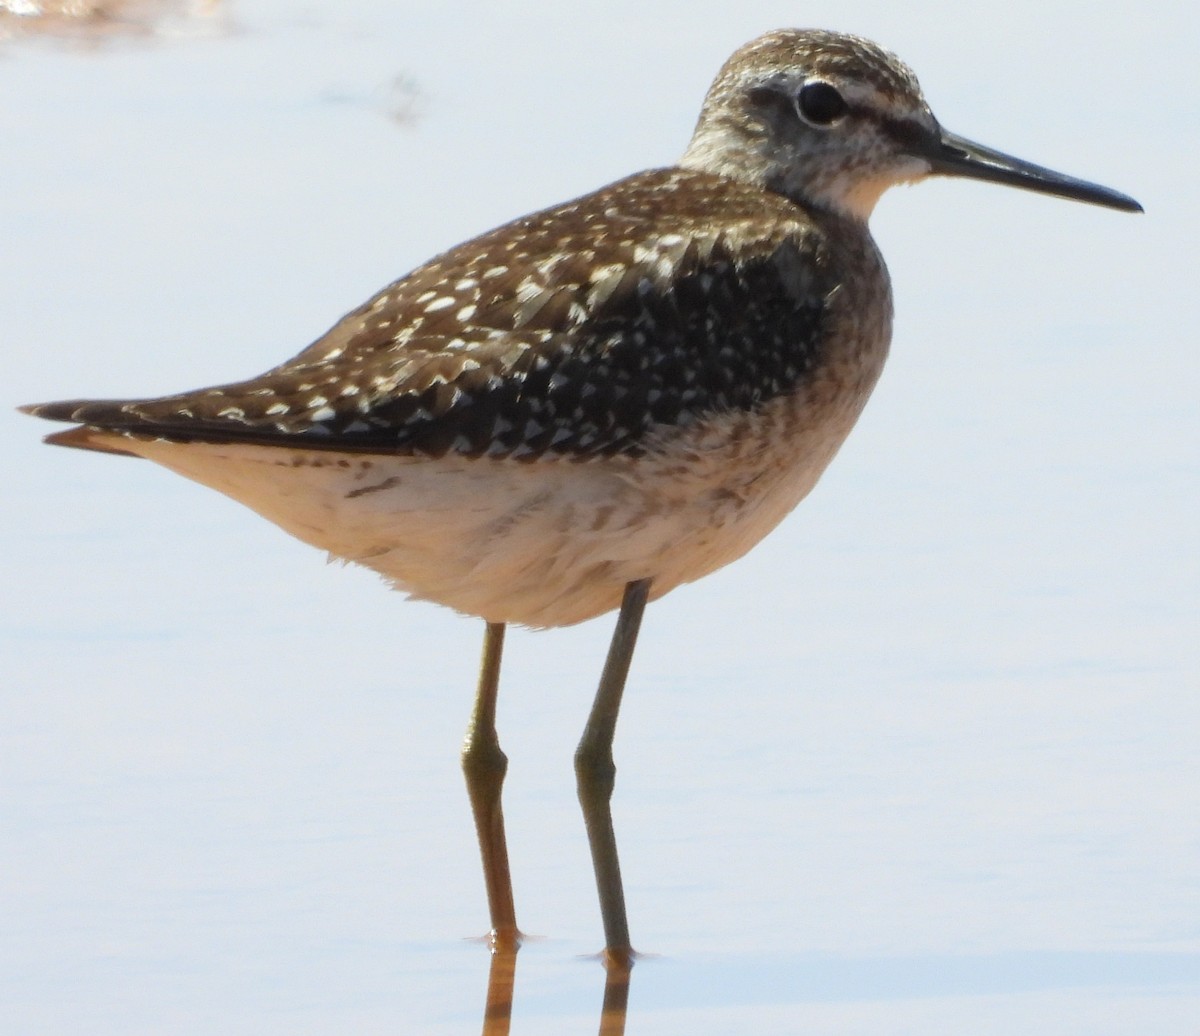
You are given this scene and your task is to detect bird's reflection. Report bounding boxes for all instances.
[479,948,632,1036]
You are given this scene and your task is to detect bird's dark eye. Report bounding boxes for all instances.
[796,81,847,126]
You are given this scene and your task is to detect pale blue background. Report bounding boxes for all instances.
[3,1,1196,1032]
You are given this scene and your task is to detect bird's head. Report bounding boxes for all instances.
[681,29,1141,221]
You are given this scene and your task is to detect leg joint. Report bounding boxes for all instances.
[462,733,508,781]
[574,740,616,801]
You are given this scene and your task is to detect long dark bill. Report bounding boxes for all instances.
[924,127,1143,213]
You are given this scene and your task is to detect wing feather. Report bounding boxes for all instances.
[22,169,836,459]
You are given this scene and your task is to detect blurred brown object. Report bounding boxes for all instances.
[0,0,227,45]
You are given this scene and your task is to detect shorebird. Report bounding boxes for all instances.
[22,30,1140,962]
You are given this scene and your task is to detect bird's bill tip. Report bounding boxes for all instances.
[925,128,1143,213]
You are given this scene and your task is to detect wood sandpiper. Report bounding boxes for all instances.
[21,29,1141,963]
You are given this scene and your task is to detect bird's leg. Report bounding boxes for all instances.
[574,577,652,965]
[462,621,519,950]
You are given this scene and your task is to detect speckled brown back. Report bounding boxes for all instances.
[26,168,840,459]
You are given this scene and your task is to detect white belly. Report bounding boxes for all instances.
[109,382,872,627]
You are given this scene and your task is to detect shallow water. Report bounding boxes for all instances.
[3,1,1197,1032]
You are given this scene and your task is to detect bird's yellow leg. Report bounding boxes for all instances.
[462,621,519,951]
[574,577,652,965]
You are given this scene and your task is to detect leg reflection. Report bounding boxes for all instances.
[480,947,518,1036]
[477,945,516,1036]
[598,957,632,1036]
[476,948,633,1036]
